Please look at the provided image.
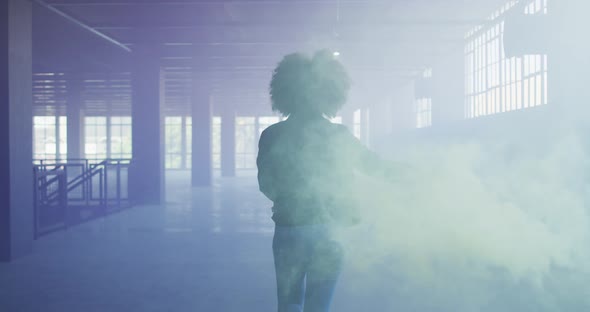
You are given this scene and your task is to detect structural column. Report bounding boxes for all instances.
[66,76,83,159]
[0,0,33,262]
[130,44,165,205]
[220,108,236,177]
[191,71,212,187]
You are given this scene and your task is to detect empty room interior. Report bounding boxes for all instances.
[1,0,590,311]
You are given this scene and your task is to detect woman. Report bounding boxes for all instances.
[257,50,391,312]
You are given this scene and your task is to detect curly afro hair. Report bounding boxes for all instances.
[269,50,351,118]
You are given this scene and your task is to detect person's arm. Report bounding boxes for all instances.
[257,129,279,201]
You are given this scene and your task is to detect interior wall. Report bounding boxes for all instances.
[368,95,393,152]
[389,81,417,134]
[431,48,465,127]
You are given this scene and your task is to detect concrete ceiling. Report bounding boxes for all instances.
[33,0,508,114]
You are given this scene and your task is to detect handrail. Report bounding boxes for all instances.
[66,167,103,194]
[66,160,107,188]
[35,168,64,180]
[33,158,132,238]
[38,176,64,201]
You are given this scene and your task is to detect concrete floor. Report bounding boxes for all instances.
[2,171,588,312]
[1,171,394,312]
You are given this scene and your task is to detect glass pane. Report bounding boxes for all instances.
[85,116,108,161]
[235,117,256,169]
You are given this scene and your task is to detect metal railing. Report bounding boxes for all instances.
[33,158,131,238]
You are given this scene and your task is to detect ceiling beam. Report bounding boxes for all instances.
[44,0,467,6]
[108,30,465,46]
[33,2,132,73]
[89,20,485,30]
[33,0,132,53]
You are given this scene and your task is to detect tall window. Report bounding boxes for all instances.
[85,116,132,162]
[212,117,221,169]
[258,116,280,137]
[186,117,193,169]
[84,117,107,161]
[353,109,362,139]
[33,116,67,160]
[236,117,257,170]
[416,69,433,128]
[416,98,433,128]
[164,116,202,169]
[165,116,183,169]
[110,117,132,159]
[166,116,221,170]
[465,0,548,118]
[234,116,281,170]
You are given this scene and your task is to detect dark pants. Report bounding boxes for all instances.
[273,225,344,312]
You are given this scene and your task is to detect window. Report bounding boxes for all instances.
[33,116,67,160]
[465,0,548,118]
[232,116,279,170]
[353,109,362,139]
[166,116,221,170]
[59,117,67,158]
[416,69,433,128]
[416,98,433,128]
[84,117,107,162]
[165,116,183,169]
[110,117,132,159]
[85,116,132,162]
[258,116,280,137]
[165,116,214,170]
[212,117,221,169]
[236,117,257,170]
[186,117,192,169]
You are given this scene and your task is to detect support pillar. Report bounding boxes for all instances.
[0,0,33,262]
[220,108,236,177]
[191,72,212,187]
[130,45,164,205]
[66,77,83,159]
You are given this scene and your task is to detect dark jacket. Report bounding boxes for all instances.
[257,114,386,226]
